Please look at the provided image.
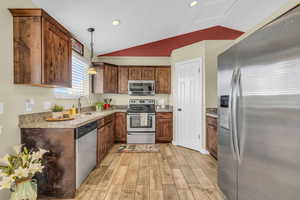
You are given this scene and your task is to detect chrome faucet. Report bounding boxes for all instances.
[78,96,82,114]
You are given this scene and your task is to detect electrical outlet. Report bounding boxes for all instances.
[0,103,3,114]
[25,99,33,112]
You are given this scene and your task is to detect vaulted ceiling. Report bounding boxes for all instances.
[32,0,288,55]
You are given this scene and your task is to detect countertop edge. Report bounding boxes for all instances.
[206,113,218,118]
[19,110,121,129]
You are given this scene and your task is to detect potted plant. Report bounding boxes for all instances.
[0,145,48,200]
[51,104,64,119]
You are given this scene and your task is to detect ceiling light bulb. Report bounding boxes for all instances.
[112,20,120,26]
[190,1,198,7]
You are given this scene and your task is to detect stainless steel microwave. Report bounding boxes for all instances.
[128,80,155,96]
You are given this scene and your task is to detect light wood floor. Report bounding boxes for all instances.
[75,144,224,200]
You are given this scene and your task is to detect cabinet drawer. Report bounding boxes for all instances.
[104,114,114,123]
[207,116,217,127]
[156,112,172,119]
[97,114,114,128]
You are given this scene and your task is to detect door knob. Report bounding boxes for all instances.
[177,108,182,111]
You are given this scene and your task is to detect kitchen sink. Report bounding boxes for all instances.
[83,112,93,115]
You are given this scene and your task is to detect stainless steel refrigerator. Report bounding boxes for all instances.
[218,5,300,200]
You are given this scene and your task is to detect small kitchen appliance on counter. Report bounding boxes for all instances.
[127,99,156,144]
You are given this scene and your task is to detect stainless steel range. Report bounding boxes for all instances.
[127,99,155,144]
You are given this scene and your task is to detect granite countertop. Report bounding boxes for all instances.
[19,109,127,129]
[19,106,174,129]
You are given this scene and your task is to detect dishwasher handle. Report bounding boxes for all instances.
[76,121,97,139]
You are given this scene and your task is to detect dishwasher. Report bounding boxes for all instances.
[75,121,97,188]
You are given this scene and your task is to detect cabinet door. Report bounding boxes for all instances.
[155,67,171,94]
[98,127,105,163]
[118,67,129,94]
[92,66,104,94]
[115,113,127,143]
[129,67,142,80]
[103,65,118,93]
[207,123,218,159]
[103,125,109,157]
[43,19,71,87]
[109,121,115,148]
[97,128,102,164]
[142,67,155,80]
[156,117,173,143]
[111,66,118,93]
[103,65,112,93]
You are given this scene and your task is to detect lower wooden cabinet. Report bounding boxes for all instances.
[156,112,173,143]
[21,128,76,198]
[97,114,115,164]
[206,116,218,159]
[114,112,127,143]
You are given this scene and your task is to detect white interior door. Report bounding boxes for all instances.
[175,58,203,152]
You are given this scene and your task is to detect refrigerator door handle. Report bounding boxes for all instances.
[235,68,243,159]
[233,68,241,162]
[229,68,238,157]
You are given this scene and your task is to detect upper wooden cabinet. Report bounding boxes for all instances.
[97,65,171,94]
[9,9,72,88]
[128,67,142,80]
[128,67,156,80]
[92,63,118,94]
[142,67,155,80]
[118,66,129,94]
[155,67,171,94]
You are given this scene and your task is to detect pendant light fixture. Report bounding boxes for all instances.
[87,27,97,75]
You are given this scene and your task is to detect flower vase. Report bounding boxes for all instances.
[10,179,37,200]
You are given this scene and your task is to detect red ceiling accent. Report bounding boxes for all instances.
[98,26,244,57]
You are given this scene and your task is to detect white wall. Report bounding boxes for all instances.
[0,1,98,198]
[204,40,233,108]
[95,56,171,66]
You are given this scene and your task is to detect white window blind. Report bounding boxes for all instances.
[54,54,90,99]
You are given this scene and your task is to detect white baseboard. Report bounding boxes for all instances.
[199,149,209,155]
[172,140,177,146]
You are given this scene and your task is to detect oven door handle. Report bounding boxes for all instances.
[127,113,155,116]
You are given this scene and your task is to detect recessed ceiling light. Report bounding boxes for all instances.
[190,1,198,7]
[112,20,120,26]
